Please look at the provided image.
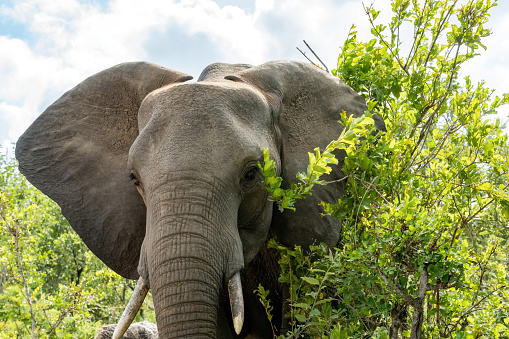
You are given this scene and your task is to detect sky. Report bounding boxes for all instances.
[1,0,508,151]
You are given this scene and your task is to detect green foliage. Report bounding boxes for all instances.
[259,112,374,212]
[261,0,509,337]
[0,151,155,338]
[269,240,346,338]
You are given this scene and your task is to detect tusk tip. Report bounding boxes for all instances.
[233,314,243,335]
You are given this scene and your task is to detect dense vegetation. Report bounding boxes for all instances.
[0,151,155,337]
[1,0,508,338]
[259,0,509,338]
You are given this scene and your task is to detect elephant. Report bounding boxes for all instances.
[95,321,158,339]
[16,60,385,338]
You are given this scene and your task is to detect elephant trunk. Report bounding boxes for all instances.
[151,252,221,337]
[144,180,244,338]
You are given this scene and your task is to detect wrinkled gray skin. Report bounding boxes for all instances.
[96,321,158,339]
[16,61,385,338]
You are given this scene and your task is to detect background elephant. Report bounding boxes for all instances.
[95,321,158,339]
[16,60,385,338]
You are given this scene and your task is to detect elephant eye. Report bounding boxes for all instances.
[244,167,259,181]
[130,172,141,186]
[241,166,262,192]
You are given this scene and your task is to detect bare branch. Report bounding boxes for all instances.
[426,282,455,292]
[296,47,317,66]
[354,176,393,206]
[47,306,74,338]
[303,40,329,73]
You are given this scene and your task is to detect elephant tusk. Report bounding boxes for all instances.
[112,276,149,339]
[228,272,244,335]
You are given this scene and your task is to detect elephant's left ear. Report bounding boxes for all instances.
[227,61,386,249]
[16,62,192,279]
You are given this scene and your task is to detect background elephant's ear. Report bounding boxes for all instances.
[198,62,252,82]
[16,62,192,279]
[230,61,386,249]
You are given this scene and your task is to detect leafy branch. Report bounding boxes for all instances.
[259,113,375,212]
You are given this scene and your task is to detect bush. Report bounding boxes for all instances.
[0,151,155,338]
[260,0,509,337]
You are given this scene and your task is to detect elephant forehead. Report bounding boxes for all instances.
[129,82,275,175]
[142,81,271,126]
[134,82,274,151]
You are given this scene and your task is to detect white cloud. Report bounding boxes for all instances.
[254,0,274,13]
[167,0,269,62]
[0,36,66,141]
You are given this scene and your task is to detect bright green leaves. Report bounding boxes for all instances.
[333,0,509,336]
[259,149,282,192]
[259,114,374,212]
[304,147,337,179]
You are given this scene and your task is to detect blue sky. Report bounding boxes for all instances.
[1,0,508,149]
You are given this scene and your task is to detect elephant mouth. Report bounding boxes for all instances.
[111,272,245,338]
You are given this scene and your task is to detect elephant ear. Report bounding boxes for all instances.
[227,61,386,249]
[197,62,252,82]
[16,62,192,279]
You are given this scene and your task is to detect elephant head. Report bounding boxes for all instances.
[16,60,385,338]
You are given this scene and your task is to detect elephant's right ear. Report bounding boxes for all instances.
[16,62,192,279]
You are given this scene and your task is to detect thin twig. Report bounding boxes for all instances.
[296,47,316,66]
[324,175,350,185]
[336,295,380,327]
[399,39,464,176]
[424,2,457,68]
[405,0,430,70]
[354,176,393,206]
[47,305,75,338]
[303,40,329,73]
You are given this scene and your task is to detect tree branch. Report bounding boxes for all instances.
[364,3,409,76]
[376,267,416,306]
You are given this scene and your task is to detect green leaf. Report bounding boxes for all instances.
[294,314,307,322]
[310,309,320,316]
[358,116,374,126]
[301,277,320,285]
[477,182,491,191]
[484,141,494,155]
[292,303,311,309]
